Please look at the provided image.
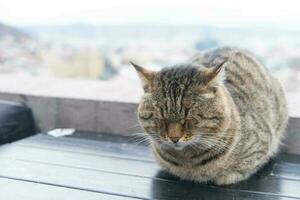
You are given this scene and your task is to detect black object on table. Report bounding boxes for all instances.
[0,100,36,144]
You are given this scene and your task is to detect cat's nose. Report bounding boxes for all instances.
[167,123,184,143]
[170,136,180,143]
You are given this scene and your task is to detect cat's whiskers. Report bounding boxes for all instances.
[126,132,151,146]
[199,136,239,156]
[135,138,151,146]
[192,140,237,165]
[125,124,141,131]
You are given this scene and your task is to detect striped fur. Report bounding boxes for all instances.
[134,47,288,185]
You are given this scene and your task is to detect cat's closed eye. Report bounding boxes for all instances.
[184,118,198,129]
[139,112,153,120]
[197,113,220,121]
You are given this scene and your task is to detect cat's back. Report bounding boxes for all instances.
[192,47,288,139]
[200,47,274,106]
[192,47,273,99]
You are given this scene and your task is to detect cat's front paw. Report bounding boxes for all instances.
[213,172,247,185]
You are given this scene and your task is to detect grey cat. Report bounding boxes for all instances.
[131,47,288,185]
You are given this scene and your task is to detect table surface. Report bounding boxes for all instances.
[0,133,300,200]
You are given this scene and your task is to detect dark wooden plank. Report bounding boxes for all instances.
[13,134,154,162]
[271,162,300,180]
[0,157,152,199]
[0,177,138,200]
[2,136,300,199]
[151,171,298,200]
[0,157,298,200]
[1,144,300,183]
[0,144,160,178]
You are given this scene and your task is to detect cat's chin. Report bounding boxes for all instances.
[157,140,193,151]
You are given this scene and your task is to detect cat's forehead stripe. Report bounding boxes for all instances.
[153,65,202,120]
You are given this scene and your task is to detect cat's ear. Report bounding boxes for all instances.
[130,61,156,92]
[202,60,227,85]
[199,61,227,98]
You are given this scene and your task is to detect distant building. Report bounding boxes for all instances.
[44,47,116,80]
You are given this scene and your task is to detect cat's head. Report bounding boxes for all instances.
[131,61,232,150]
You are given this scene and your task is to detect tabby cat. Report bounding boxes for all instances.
[131,47,288,185]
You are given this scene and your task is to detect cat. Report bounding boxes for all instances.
[131,47,288,185]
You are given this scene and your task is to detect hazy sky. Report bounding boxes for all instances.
[0,0,299,30]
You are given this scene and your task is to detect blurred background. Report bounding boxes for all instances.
[0,0,299,113]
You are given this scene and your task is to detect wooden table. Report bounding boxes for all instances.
[0,133,299,200]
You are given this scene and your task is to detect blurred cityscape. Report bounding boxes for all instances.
[0,22,300,93]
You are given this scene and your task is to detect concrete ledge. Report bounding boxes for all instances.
[0,92,142,135]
